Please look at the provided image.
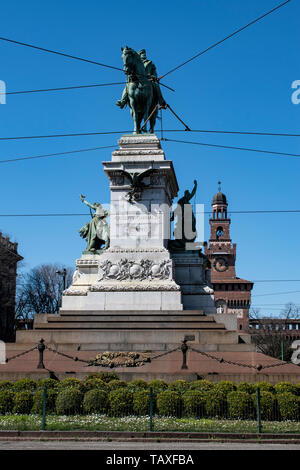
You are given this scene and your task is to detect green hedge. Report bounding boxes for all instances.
[0,381,14,391]
[148,379,168,394]
[56,388,83,415]
[189,379,214,393]
[127,379,148,393]
[227,391,255,419]
[253,391,275,421]
[237,382,256,394]
[205,390,228,418]
[83,389,108,414]
[13,378,37,392]
[157,390,182,417]
[58,378,81,390]
[32,389,58,414]
[36,379,59,390]
[182,390,207,417]
[107,380,128,391]
[109,389,133,416]
[13,391,33,414]
[214,381,236,396]
[0,390,14,414]
[133,390,150,416]
[255,382,275,394]
[274,382,298,395]
[1,377,300,420]
[168,380,190,395]
[277,392,300,421]
[80,378,108,394]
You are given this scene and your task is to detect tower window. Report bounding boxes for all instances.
[216,227,223,238]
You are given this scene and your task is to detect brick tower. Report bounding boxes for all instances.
[204,183,253,331]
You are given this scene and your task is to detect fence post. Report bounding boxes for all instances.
[149,387,153,432]
[42,386,47,431]
[256,387,262,434]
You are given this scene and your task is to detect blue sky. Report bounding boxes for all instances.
[0,0,299,316]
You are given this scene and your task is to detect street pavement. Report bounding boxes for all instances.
[0,440,299,450]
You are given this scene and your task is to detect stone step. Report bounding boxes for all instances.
[59,309,206,316]
[16,329,239,345]
[34,321,226,330]
[46,314,216,323]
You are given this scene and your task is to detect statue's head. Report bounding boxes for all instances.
[138,49,146,60]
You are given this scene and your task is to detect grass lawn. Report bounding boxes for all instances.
[0,415,300,433]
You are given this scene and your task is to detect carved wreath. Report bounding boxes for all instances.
[98,258,172,281]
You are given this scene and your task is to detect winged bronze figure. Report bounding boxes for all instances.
[120,168,158,203]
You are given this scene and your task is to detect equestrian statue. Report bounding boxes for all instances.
[116,47,167,134]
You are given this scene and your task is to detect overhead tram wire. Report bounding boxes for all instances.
[0,36,123,72]
[0,36,174,92]
[1,209,300,216]
[162,138,300,159]
[0,129,299,142]
[0,145,116,164]
[254,290,300,297]
[159,0,292,80]
[2,82,127,96]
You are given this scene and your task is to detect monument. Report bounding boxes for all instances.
[12,47,255,369]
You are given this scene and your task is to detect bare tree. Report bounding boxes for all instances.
[249,303,300,361]
[15,263,73,320]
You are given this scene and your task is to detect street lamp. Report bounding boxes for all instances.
[56,268,67,291]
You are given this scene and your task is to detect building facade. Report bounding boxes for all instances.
[204,186,253,331]
[249,319,300,340]
[0,233,23,342]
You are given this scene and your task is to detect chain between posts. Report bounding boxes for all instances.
[5,345,38,362]
[45,345,90,364]
[190,346,293,371]
[3,340,296,372]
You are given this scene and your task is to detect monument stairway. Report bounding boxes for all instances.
[13,310,254,353]
[33,310,226,330]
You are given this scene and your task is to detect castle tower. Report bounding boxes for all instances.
[204,183,253,331]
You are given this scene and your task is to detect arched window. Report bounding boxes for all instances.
[216,226,223,238]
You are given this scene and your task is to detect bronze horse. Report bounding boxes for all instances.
[119,47,159,134]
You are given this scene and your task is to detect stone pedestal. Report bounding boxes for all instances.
[172,251,216,311]
[63,134,183,311]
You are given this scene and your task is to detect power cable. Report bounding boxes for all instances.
[0,36,174,92]
[0,35,123,71]
[2,82,126,96]
[254,290,300,297]
[253,280,300,282]
[1,209,300,216]
[165,129,300,138]
[0,128,299,141]
[159,0,292,79]
[162,137,300,158]
[0,144,115,164]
